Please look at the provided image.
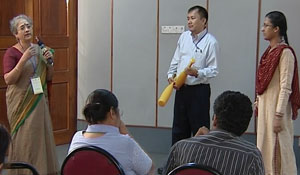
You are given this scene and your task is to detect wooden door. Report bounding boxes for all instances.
[0,0,77,145]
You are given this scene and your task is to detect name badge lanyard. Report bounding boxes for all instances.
[29,56,44,94]
[29,56,37,77]
[194,31,207,53]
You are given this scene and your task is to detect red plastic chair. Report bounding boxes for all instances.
[61,146,125,175]
[168,163,222,175]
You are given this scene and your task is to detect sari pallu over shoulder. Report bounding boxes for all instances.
[10,48,49,136]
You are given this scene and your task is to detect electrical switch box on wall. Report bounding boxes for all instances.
[161,25,185,34]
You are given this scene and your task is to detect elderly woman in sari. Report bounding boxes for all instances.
[2,14,59,175]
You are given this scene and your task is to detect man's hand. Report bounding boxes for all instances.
[168,77,174,84]
[185,67,198,77]
[168,77,179,90]
[195,126,209,136]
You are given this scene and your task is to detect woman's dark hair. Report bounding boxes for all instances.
[213,91,252,136]
[266,11,289,45]
[83,89,119,124]
[0,124,10,164]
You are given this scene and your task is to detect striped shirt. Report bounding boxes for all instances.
[163,130,265,175]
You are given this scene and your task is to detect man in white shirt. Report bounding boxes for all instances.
[167,5,219,145]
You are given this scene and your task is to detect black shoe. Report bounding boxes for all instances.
[157,167,163,174]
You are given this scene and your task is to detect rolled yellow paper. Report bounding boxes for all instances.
[158,58,195,107]
[158,82,174,107]
[174,58,195,88]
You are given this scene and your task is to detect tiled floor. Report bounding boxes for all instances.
[56,144,69,167]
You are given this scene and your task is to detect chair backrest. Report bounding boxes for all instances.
[168,163,222,175]
[61,145,125,175]
[3,162,39,175]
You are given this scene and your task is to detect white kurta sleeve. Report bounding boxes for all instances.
[276,49,295,115]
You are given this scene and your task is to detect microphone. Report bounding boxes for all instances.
[36,37,53,65]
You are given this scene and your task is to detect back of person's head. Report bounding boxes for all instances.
[0,124,10,169]
[83,89,119,124]
[213,91,252,136]
[265,11,289,45]
[188,5,208,21]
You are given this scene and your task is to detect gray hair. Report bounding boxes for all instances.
[9,14,33,35]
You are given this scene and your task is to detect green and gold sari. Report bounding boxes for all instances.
[10,49,48,136]
[5,45,59,175]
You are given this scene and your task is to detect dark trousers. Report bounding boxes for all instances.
[172,84,211,145]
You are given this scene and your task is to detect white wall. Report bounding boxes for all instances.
[78,0,111,119]
[208,0,259,132]
[78,0,300,135]
[113,0,157,126]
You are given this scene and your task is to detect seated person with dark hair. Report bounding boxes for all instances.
[163,91,265,175]
[68,89,155,175]
[0,124,11,173]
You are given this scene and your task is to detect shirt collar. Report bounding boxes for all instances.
[209,129,238,137]
[85,124,120,134]
[191,28,207,43]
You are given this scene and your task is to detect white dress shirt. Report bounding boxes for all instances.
[167,29,219,85]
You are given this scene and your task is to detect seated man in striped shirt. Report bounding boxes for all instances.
[163,91,265,175]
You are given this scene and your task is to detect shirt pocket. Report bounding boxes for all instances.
[193,50,206,69]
